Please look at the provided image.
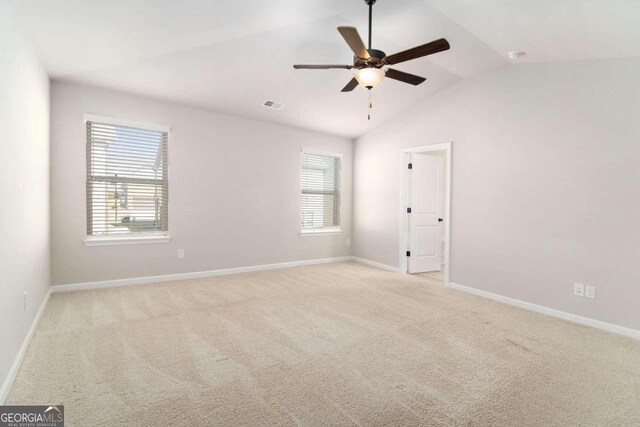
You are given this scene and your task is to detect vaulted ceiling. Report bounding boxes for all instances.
[11,0,640,138]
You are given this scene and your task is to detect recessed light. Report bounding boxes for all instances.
[263,100,284,110]
[508,51,526,60]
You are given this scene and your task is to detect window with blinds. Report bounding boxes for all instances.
[301,151,341,231]
[86,119,168,236]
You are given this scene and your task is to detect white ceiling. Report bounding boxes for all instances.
[11,0,640,138]
[424,0,640,64]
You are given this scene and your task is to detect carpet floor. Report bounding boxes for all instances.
[7,261,640,426]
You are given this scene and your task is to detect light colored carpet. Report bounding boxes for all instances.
[7,261,640,426]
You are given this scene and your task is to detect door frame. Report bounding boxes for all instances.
[399,142,452,286]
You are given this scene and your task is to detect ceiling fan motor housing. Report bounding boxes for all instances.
[355,49,386,67]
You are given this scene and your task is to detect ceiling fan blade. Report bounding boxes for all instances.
[384,38,450,65]
[293,64,353,69]
[341,77,359,92]
[385,68,426,86]
[337,26,370,59]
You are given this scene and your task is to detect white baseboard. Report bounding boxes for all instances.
[52,256,353,293]
[351,257,400,273]
[448,282,640,341]
[0,288,51,404]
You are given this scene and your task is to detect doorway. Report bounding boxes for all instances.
[399,143,451,287]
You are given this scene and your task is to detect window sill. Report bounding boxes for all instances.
[300,228,342,236]
[84,234,172,247]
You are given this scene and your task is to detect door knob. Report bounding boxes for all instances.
[438,218,443,222]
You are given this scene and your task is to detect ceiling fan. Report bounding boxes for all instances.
[293,0,450,92]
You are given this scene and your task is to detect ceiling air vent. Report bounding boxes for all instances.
[263,100,284,110]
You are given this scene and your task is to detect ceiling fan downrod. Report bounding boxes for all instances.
[366,0,376,50]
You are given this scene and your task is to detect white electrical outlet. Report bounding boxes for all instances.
[585,285,596,299]
[23,291,28,311]
[346,238,351,246]
[177,249,185,259]
[574,283,585,297]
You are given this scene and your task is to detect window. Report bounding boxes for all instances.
[85,116,169,243]
[301,151,341,233]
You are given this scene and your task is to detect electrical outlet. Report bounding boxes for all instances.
[177,249,185,259]
[585,285,596,299]
[574,283,585,297]
[23,291,28,311]
[346,238,351,246]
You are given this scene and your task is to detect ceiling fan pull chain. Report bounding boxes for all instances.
[368,91,373,121]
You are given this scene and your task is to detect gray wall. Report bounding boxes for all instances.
[0,3,51,396]
[51,82,353,285]
[353,58,640,330]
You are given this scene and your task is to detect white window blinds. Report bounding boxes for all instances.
[301,152,341,231]
[86,120,168,236]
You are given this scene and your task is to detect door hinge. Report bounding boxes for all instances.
[406,251,411,257]
[408,163,413,169]
[407,207,411,213]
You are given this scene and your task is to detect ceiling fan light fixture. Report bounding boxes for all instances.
[355,67,385,89]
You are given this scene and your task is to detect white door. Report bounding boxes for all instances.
[408,153,444,273]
